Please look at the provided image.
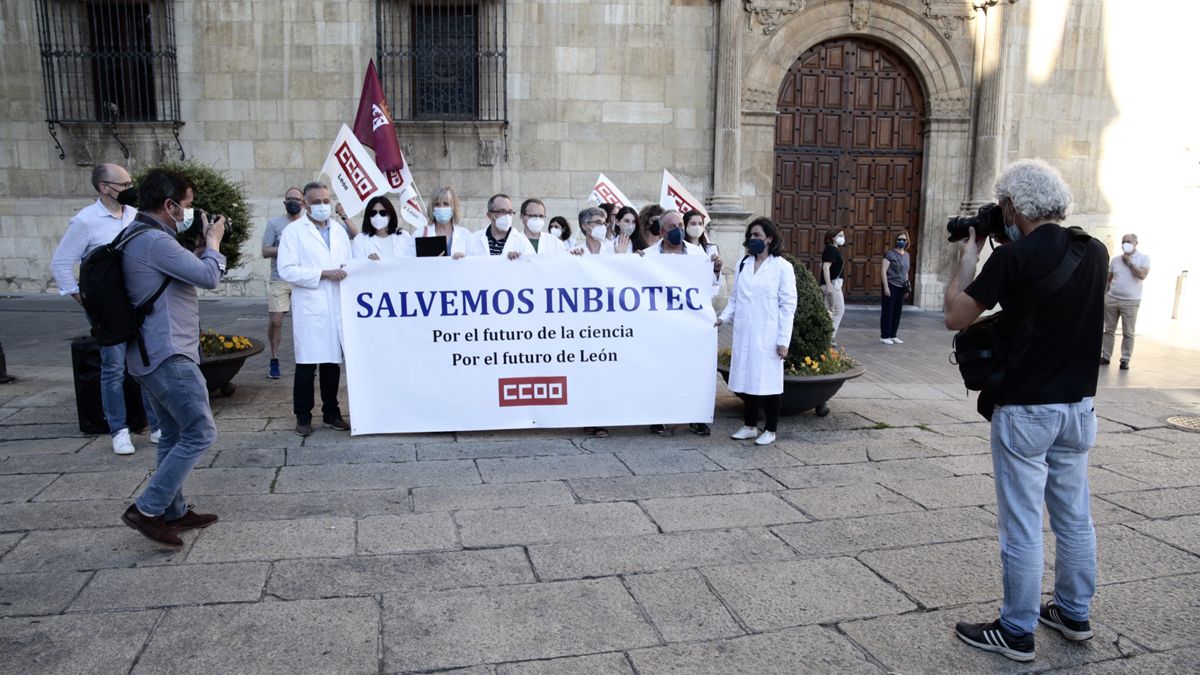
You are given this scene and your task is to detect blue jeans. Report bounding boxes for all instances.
[991,398,1097,635]
[100,342,158,436]
[133,355,217,519]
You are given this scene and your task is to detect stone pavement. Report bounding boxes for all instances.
[1,294,1198,673]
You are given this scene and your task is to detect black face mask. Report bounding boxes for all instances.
[648,220,661,236]
[284,200,303,215]
[117,187,139,207]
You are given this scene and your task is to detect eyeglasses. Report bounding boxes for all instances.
[583,220,606,227]
[489,209,516,216]
[102,180,133,189]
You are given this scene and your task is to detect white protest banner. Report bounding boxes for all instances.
[589,173,634,208]
[320,124,389,218]
[659,169,710,221]
[340,255,717,434]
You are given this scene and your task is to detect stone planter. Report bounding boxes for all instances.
[719,364,865,417]
[199,337,265,397]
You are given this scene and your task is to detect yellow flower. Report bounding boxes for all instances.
[223,341,234,348]
[804,356,812,364]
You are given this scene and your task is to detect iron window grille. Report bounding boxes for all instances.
[34,0,183,159]
[376,0,508,123]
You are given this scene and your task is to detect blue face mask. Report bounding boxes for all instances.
[1004,222,1021,242]
[895,239,907,249]
[665,227,684,246]
[747,238,766,255]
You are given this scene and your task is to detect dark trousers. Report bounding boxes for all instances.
[294,362,342,424]
[742,394,781,432]
[880,284,906,339]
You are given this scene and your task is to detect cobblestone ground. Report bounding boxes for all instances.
[1,296,1198,673]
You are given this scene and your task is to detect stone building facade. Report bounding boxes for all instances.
[1,0,1196,324]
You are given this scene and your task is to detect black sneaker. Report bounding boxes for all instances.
[1099,356,1110,365]
[649,424,666,435]
[689,423,711,437]
[1119,360,1129,370]
[323,416,350,431]
[955,619,1035,662]
[1039,600,1094,641]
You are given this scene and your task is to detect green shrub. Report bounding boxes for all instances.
[132,161,252,272]
[782,254,855,376]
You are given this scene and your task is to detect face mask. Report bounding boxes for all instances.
[117,187,138,207]
[371,214,390,231]
[549,226,563,239]
[284,200,302,216]
[1121,242,1134,254]
[747,238,767,256]
[895,240,907,249]
[835,235,845,246]
[1004,223,1021,242]
[181,207,195,232]
[619,221,636,236]
[309,204,331,222]
[648,221,662,236]
[433,206,453,224]
[686,224,704,240]
[166,202,190,234]
[494,215,512,232]
[666,228,684,246]
[590,225,607,240]
[526,217,544,234]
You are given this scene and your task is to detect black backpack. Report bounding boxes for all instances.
[78,224,170,366]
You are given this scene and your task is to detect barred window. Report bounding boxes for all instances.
[377,0,507,122]
[35,0,181,124]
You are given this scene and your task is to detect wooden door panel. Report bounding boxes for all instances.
[773,37,924,302]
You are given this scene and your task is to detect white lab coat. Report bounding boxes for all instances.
[529,231,569,255]
[473,226,536,257]
[719,255,798,395]
[576,238,615,255]
[278,218,352,364]
[351,231,414,260]
[644,240,721,290]
[414,224,476,257]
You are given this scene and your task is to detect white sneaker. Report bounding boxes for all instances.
[730,426,759,440]
[891,337,904,344]
[755,430,777,446]
[149,429,161,444]
[880,338,895,345]
[112,428,135,455]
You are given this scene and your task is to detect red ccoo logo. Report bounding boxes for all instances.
[498,376,568,407]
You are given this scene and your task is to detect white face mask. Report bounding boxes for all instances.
[371,214,390,231]
[309,204,331,222]
[1121,242,1134,254]
[180,207,195,233]
[686,224,704,240]
[835,235,845,246]
[549,226,563,239]
[526,217,544,234]
[618,221,636,236]
[433,206,453,224]
[590,225,607,241]
[494,214,512,232]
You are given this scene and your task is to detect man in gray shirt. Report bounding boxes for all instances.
[261,187,305,379]
[119,169,227,547]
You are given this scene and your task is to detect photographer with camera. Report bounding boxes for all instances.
[943,159,1108,662]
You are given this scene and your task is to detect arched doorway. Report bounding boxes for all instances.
[772,37,926,302]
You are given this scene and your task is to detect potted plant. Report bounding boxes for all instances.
[199,331,264,397]
[719,254,865,416]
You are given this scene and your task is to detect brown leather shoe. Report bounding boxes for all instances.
[121,504,183,547]
[165,507,218,530]
[323,416,350,431]
[295,422,314,437]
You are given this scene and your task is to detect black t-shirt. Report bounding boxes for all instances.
[485,227,506,256]
[964,223,1108,406]
[820,244,843,286]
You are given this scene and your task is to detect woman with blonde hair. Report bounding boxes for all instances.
[415,186,475,258]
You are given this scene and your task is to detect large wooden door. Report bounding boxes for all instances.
[772,38,925,302]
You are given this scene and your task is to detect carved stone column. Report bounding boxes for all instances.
[709,0,752,219]
[963,0,1010,211]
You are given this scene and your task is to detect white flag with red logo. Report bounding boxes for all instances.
[394,185,425,230]
[659,170,709,221]
[320,124,389,218]
[589,173,633,208]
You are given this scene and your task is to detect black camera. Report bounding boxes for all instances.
[946,202,1004,242]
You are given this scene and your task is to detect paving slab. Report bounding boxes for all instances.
[780,483,923,520]
[912,434,992,455]
[839,399,967,427]
[210,430,303,451]
[0,610,160,674]
[702,557,915,630]
[185,489,411,522]
[357,512,459,554]
[0,498,132,530]
[697,446,804,470]
[0,532,21,559]
[614,448,722,474]
[0,473,58,503]
[881,474,998,508]
[208,447,286,468]
[185,517,356,563]
[1128,514,1200,555]
[777,441,869,465]
[640,492,807,532]
[478,454,631,483]
[1091,573,1200,651]
[0,448,157,474]
[569,470,781,502]
[771,507,997,556]
[285,443,416,465]
[413,481,576,512]
[457,502,657,547]
[0,526,187,573]
[0,437,90,456]
[0,570,90,617]
[1102,457,1200,489]
[274,460,480,492]
[180,467,277,495]
[866,437,953,461]
[132,597,379,674]
[765,457,952,489]
[1086,467,1154,494]
[840,602,1126,674]
[1047,524,1200,584]
[268,548,535,600]
[623,569,743,642]
[529,528,796,580]
[629,626,881,674]
[1099,486,1200,518]
[417,439,582,461]
[382,578,659,672]
[31,469,147,502]
[930,453,995,476]
[1062,647,1200,674]
[496,652,634,675]
[1088,444,1174,467]
[71,561,269,611]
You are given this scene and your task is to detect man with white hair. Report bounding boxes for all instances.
[944,159,1108,662]
[1101,233,1150,369]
